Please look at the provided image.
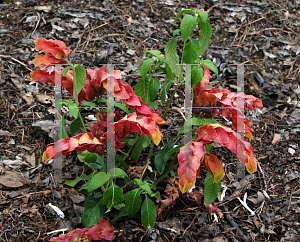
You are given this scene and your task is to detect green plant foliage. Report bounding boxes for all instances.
[141,195,157,229]
[81,196,105,228]
[204,172,221,206]
[125,188,142,218]
[103,184,124,209]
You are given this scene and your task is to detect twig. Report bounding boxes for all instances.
[182,211,199,236]
[217,178,256,206]
[0,55,33,72]
[273,183,300,222]
[219,204,249,242]
[31,12,41,36]
[256,159,270,199]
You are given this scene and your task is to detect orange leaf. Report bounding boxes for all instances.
[203,154,224,183]
[177,140,206,193]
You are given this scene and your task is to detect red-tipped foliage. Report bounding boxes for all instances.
[42,133,106,163]
[34,38,70,67]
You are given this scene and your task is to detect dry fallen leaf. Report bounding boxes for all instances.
[33,92,53,104]
[0,130,14,136]
[0,171,28,188]
[271,133,281,144]
[25,153,36,167]
[22,92,35,105]
[69,194,86,204]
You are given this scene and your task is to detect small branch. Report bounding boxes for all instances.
[0,54,33,72]
[219,204,249,242]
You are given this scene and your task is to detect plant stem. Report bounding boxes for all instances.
[123,134,139,162]
[140,144,154,180]
[78,109,88,133]
[162,40,186,119]
[141,40,187,179]
[153,156,178,187]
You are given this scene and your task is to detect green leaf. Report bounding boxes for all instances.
[79,180,91,191]
[108,168,129,182]
[64,177,81,187]
[199,22,213,55]
[165,39,179,76]
[73,65,87,102]
[174,9,195,23]
[114,203,125,210]
[141,58,155,81]
[88,172,110,193]
[191,65,204,90]
[82,196,105,228]
[85,153,97,164]
[59,126,68,139]
[204,172,221,206]
[81,101,98,108]
[183,38,200,64]
[142,136,152,148]
[115,154,128,170]
[127,136,138,146]
[69,104,79,119]
[135,77,149,103]
[59,114,68,138]
[96,155,107,172]
[110,206,127,225]
[203,59,218,78]
[167,143,184,156]
[179,118,204,134]
[205,143,212,154]
[148,102,161,109]
[70,114,90,136]
[134,178,144,187]
[125,188,142,218]
[161,79,174,104]
[146,50,161,57]
[140,183,153,196]
[157,55,165,63]
[197,10,208,23]
[173,29,181,38]
[180,15,196,41]
[203,119,222,126]
[97,98,107,103]
[141,195,157,229]
[114,103,130,114]
[132,136,151,160]
[149,78,160,102]
[154,139,174,174]
[165,63,174,81]
[103,184,124,209]
[62,66,71,77]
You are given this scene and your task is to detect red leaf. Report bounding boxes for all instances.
[196,123,257,174]
[193,65,211,98]
[177,140,206,193]
[86,218,115,241]
[203,154,224,183]
[34,38,70,67]
[42,133,106,163]
[114,112,162,146]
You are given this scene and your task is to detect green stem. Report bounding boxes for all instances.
[162,40,187,119]
[78,108,88,133]
[141,40,188,180]
[140,144,154,180]
[123,134,139,162]
[153,157,178,187]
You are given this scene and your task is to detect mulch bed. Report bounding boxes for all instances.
[0,0,299,241]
